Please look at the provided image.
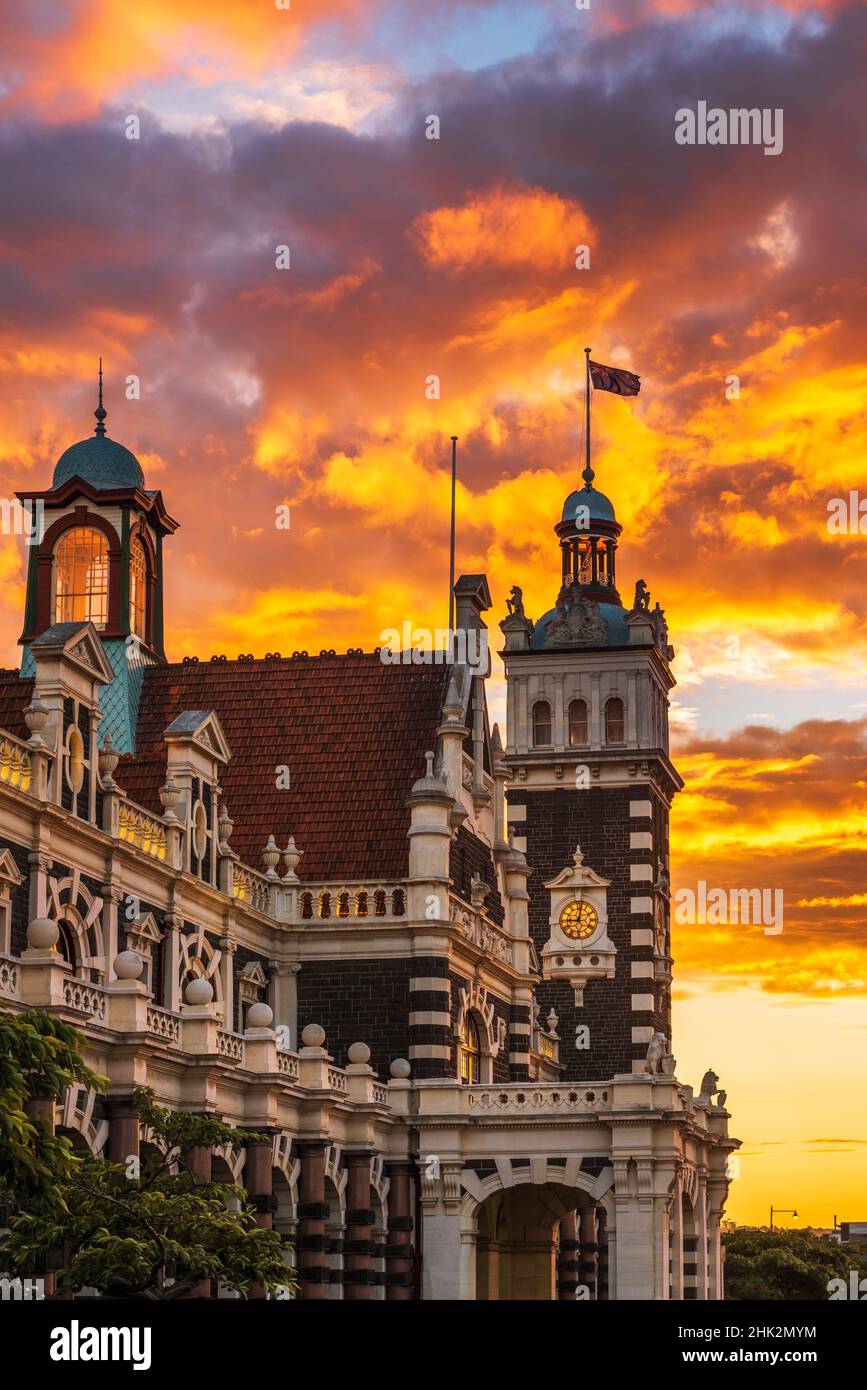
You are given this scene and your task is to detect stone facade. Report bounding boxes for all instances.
[0,403,738,1300]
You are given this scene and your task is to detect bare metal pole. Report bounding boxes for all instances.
[584,346,591,479]
[448,435,458,639]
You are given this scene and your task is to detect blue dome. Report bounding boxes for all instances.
[53,435,145,491]
[562,485,616,524]
[531,601,628,649]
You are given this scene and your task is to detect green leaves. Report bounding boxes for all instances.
[0,1007,106,1206]
[723,1227,867,1300]
[0,1071,295,1300]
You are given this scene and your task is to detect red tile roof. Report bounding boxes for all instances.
[118,654,452,881]
[0,670,33,741]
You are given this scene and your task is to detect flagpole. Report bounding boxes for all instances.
[448,435,458,642]
[584,345,591,480]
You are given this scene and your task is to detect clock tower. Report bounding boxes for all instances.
[500,460,682,1081]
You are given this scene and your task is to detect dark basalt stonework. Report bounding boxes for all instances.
[512,782,671,1081]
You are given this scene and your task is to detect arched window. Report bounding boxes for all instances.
[300,892,314,920]
[129,535,147,639]
[605,697,625,745]
[391,888,405,917]
[54,527,109,628]
[318,891,331,919]
[337,891,350,918]
[355,890,368,918]
[532,700,552,747]
[56,919,77,971]
[373,890,387,917]
[569,698,588,746]
[459,1013,481,1086]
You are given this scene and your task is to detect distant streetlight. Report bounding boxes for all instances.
[769,1206,798,1231]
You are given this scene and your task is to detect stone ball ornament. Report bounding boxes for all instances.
[247,1002,274,1029]
[114,950,144,980]
[27,917,59,950]
[390,1058,411,1079]
[347,1041,371,1064]
[184,977,214,1006]
[301,1023,326,1048]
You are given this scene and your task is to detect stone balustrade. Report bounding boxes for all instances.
[118,800,168,862]
[0,733,32,793]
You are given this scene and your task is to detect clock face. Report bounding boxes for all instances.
[559,900,598,941]
[656,900,666,953]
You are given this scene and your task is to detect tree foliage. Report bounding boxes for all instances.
[0,1008,295,1300]
[723,1225,867,1300]
[0,1007,105,1205]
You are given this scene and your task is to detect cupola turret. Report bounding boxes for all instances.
[16,364,179,755]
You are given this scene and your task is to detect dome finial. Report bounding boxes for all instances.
[94,357,107,437]
[582,462,595,489]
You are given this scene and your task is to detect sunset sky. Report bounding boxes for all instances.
[0,0,865,1226]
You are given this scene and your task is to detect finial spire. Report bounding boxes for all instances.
[94,357,107,437]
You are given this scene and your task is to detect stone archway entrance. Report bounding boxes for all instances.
[474,1183,609,1301]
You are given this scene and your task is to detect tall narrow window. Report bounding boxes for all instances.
[459,1013,481,1085]
[533,700,552,746]
[605,696,625,744]
[569,698,588,746]
[54,527,108,628]
[129,536,147,638]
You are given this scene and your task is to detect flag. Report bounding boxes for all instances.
[589,360,641,396]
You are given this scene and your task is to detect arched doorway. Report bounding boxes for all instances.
[472,1180,612,1301]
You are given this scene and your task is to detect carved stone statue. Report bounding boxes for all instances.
[506,585,524,618]
[650,602,673,658]
[632,578,650,612]
[543,592,607,648]
[645,1031,668,1075]
[699,1068,719,1101]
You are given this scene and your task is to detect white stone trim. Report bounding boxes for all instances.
[408,1044,452,1060]
[510,1021,531,1036]
[630,895,653,914]
[631,993,655,1011]
[630,831,653,850]
[629,799,652,818]
[410,977,451,993]
[631,1025,654,1044]
[409,1011,450,1027]
[630,961,654,979]
[511,835,527,853]
[630,928,654,947]
[629,863,653,882]
[507,804,526,822]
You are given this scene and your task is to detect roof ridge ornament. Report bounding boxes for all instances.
[94,357,107,437]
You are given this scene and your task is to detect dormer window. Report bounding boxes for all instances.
[129,535,147,638]
[54,527,108,628]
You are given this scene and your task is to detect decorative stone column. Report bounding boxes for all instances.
[596,1207,609,1300]
[579,1207,598,1299]
[296,1140,328,1299]
[557,1211,579,1299]
[343,1151,374,1301]
[185,1144,213,1298]
[246,1138,275,1301]
[670,1176,685,1301]
[707,1178,727,1301]
[384,1160,415,1301]
[107,1095,140,1165]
